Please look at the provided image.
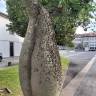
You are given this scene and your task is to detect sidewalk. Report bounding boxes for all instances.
[0,57,19,67]
[74,57,96,96]
[60,55,96,96]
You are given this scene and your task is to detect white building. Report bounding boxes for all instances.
[0,12,24,57]
[73,32,96,51]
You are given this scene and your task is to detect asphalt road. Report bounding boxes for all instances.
[59,50,96,88]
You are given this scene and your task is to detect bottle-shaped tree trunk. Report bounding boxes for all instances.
[19,0,63,96]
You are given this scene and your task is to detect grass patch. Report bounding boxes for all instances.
[60,57,69,71]
[0,57,69,96]
[0,65,22,96]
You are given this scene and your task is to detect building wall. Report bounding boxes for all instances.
[0,40,23,57]
[74,35,96,51]
[0,14,24,57]
[0,41,10,57]
[14,42,22,56]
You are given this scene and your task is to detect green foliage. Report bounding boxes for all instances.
[6,0,94,46]
[6,0,28,37]
[60,56,69,71]
[43,0,93,45]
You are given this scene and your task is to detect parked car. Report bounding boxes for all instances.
[89,47,96,51]
[0,53,3,62]
[58,45,65,50]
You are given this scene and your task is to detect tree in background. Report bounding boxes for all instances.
[6,0,94,46]
[6,0,28,36]
[42,0,94,46]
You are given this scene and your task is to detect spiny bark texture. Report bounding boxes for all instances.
[19,0,63,96]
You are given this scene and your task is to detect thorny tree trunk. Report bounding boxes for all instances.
[19,0,63,96]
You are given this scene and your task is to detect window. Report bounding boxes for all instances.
[10,42,14,57]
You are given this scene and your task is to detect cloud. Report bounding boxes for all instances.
[0,0,7,13]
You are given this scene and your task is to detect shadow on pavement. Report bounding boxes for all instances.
[63,62,79,88]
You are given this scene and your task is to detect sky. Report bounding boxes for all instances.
[0,0,96,34]
[0,0,7,13]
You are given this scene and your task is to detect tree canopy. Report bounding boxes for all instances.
[6,0,94,46]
